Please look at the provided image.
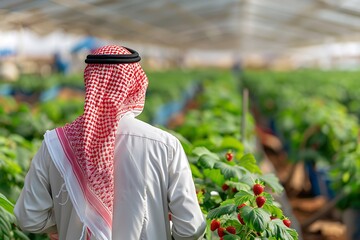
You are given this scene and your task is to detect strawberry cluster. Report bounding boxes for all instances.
[210,219,237,238]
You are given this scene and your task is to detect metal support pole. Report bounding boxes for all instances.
[241,88,249,143]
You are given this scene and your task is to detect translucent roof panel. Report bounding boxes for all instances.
[1,0,360,54]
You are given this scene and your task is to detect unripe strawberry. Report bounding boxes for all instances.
[237,213,245,225]
[222,183,229,191]
[210,219,221,231]
[226,226,236,234]
[225,152,233,161]
[256,196,266,208]
[283,219,291,228]
[253,183,264,196]
[218,227,226,237]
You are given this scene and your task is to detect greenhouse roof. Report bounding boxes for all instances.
[1,0,360,54]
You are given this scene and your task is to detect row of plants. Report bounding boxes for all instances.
[1,69,203,125]
[0,69,298,239]
[242,70,360,119]
[243,70,360,210]
[169,70,298,239]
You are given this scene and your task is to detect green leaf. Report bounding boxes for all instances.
[238,154,262,174]
[241,206,270,232]
[223,234,241,240]
[192,146,218,158]
[190,164,203,178]
[0,193,14,214]
[263,204,283,218]
[262,192,274,205]
[227,181,251,192]
[260,174,284,193]
[0,212,11,235]
[268,219,298,240]
[193,147,220,169]
[220,136,244,152]
[237,169,256,186]
[214,162,242,180]
[220,198,236,206]
[234,190,254,205]
[203,169,225,186]
[13,228,30,240]
[206,204,237,219]
[198,154,219,169]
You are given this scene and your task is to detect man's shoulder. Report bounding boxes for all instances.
[118,115,178,146]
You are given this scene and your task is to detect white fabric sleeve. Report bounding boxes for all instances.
[14,141,56,233]
[168,139,206,240]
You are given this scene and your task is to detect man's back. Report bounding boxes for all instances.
[14,113,205,240]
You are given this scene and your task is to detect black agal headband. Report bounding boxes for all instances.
[85,47,141,64]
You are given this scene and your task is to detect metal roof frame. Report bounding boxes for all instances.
[1,0,360,54]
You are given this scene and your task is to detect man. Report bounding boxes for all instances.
[14,45,206,240]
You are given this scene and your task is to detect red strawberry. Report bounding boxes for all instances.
[253,183,264,196]
[237,213,245,225]
[283,219,291,228]
[210,219,221,231]
[218,227,226,237]
[222,183,229,191]
[270,216,277,220]
[225,152,233,161]
[256,196,266,208]
[237,203,246,210]
[226,226,236,234]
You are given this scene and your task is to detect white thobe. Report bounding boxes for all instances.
[14,113,206,240]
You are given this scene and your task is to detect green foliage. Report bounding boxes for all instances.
[0,135,40,201]
[243,69,360,211]
[0,102,55,139]
[206,185,298,240]
[0,193,14,215]
[38,98,83,125]
[207,204,237,219]
[330,143,360,209]
[0,194,29,240]
[167,69,297,239]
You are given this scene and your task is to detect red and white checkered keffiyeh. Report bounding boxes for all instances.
[60,45,148,237]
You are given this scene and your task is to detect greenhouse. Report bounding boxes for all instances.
[1,1,360,240]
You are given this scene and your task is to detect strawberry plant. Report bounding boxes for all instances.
[189,146,298,239]
[206,177,298,240]
[243,70,360,199]
[329,142,360,210]
[167,70,298,239]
